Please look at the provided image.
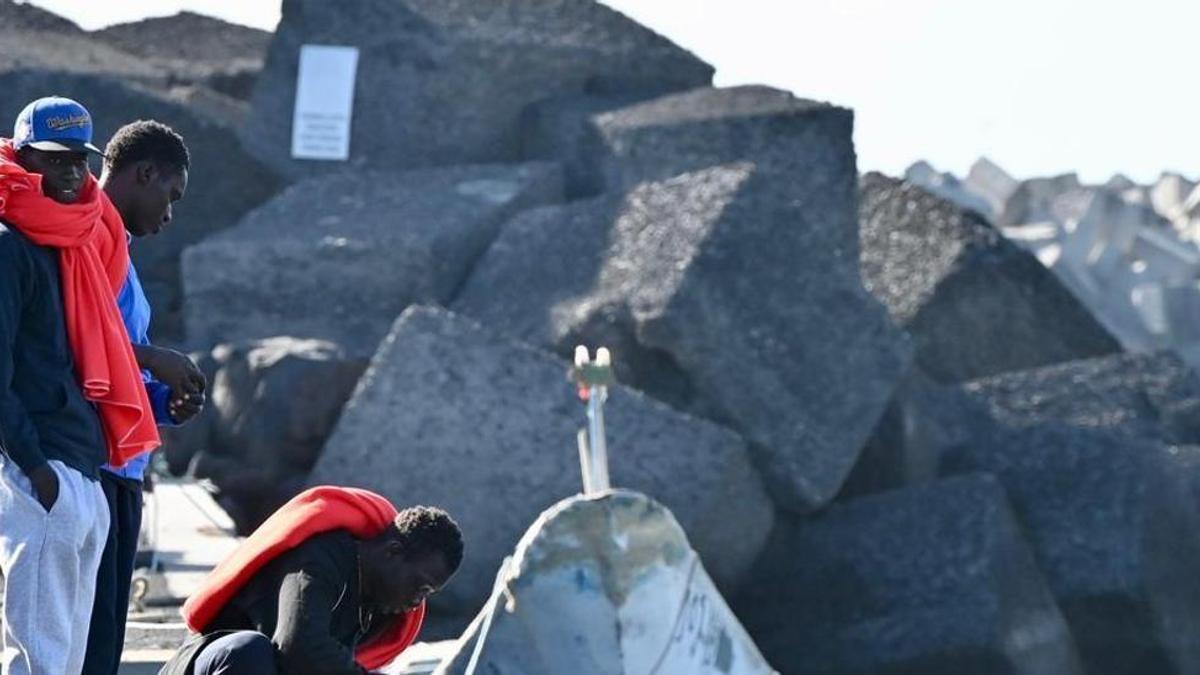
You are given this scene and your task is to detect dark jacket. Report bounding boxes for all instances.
[164,530,385,675]
[0,222,107,478]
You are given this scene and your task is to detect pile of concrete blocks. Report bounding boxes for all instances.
[906,158,1200,368]
[7,0,1190,670]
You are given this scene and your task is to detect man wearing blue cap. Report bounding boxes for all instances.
[0,96,119,675]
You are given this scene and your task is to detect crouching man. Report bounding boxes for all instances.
[160,486,463,675]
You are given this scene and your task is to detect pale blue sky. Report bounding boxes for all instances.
[23,0,1199,184]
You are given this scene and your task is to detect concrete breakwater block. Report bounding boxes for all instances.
[309,306,773,614]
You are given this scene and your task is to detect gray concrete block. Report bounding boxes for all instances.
[940,424,1200,675]
[243,0,712,179]
[308,306,773,616]
[737,474,1082,675]
[456,164,911,512]
[860,173,1120,382]
[182,162,562,355]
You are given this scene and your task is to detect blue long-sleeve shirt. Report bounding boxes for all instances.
[103,259,176,482]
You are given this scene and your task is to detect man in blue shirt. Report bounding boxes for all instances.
[82,120,207,675]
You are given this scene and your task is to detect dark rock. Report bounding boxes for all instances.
[0,0,82,33]
[161,338,366,534]
[859,173,1120,382]
[520,92,655,198]
[0,4,261,132]
[182,162,562,355]
[940,425,1200,675]
[92,14,266,68]
[1168,445,1200,504]
[964,351,1200,445]
[585,85,858,256]
[244,0,712,180]
[455,163,911,512]
[158,86,250,131]
[0,4,268,101]
[845,351,1200,501]
[0,1,266,113]
[838,371,993,499]
[0,69,282,339]
[0,22,159,84]
[91,12,270,100]
[308,306,774,616]
[735,474,1083,675]
[452,193,618,350]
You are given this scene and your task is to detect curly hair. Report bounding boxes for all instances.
[393,505,464,572]
[103,119,190,175]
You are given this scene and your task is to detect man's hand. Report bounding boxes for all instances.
[168,391,205,424]
[27,464,58,512]
[139,345,207,397]
[135,344,207,423]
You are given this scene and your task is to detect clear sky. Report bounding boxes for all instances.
[21,0,1199,184]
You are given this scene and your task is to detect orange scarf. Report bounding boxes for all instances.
[0,140,160,467]
[182,486,425,670]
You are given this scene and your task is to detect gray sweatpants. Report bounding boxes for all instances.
[0,455,109,675]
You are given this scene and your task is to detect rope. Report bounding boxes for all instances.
[645,553,701,675]
[464,556,513,675]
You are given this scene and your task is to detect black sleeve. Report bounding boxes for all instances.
[0,235,46,474]
[271,565,368,675]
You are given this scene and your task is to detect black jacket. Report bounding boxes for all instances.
[0,222,107,478]
[164,530,387,675]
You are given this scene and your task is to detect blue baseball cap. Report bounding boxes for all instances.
[12,96,103,155]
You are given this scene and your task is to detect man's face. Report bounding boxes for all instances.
[372,550,453,615]
[18,147,89,204]
[126,163,188,237]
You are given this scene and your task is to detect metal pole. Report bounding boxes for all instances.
[571,346,613,495]
[587,349,611,491]
[577,427,594,494]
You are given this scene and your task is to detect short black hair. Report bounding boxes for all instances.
[103,119,190,175]
[393,505,464,572]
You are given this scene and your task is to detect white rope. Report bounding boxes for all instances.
[464,556,513,675]
[645,553,701,675]
[175,484,237,536]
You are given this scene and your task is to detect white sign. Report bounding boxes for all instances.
[291,45,360,161]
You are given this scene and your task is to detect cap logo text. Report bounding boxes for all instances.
[45,114,89,131]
